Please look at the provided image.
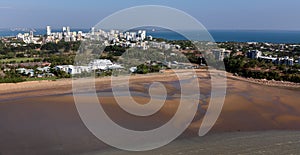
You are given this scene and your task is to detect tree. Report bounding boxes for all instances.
[136,64,150,74]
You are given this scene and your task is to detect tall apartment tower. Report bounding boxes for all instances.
[141,30,146,40]
[66,26,71,36]
[91,27,95,35]
[46,26,51,36]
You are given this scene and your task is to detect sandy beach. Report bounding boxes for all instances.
[1,69,300,154]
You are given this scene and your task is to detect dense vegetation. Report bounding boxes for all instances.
[0,70,25,83]
[151,38,196,50]
[224,56,300,83]
[135,64,161,74]
[0,40,80,59]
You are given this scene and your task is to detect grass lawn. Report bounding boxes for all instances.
[263,52,273,56]
[25,77,58,82]
[0,58,36,63]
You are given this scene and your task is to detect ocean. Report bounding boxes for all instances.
[1,28,300,44]
[147,29,300,44]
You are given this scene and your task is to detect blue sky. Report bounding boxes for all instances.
[0,0,300,30]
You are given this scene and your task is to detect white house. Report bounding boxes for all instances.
[37,66,51,73]
[16,68,34,77]
[88,59,121,70]
[129,67,137,73]
[68,66,91,75]
[55,65,70,73]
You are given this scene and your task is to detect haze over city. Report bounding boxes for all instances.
[1,0,300,30]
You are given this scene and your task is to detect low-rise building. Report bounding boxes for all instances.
[16,68,34,77]
[55,59,124,75]
[257,55,294,66]
[37,66,51,73]
[68,66,91,75]
[212,49,231,61]
[247,50,262,59]
[278,56,294,66]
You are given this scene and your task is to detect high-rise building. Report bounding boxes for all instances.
[66,26,71,36]
[141,30,146,40]
[46,26,51,36]
[91,27,95,35]
[29,31,34,38]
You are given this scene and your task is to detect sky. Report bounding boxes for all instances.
[0,0,300,30]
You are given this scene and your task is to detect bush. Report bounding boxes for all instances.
[135,64,161,74]
[136,64,149,74]
[0,77,25,83]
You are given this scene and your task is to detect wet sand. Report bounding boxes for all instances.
[0,70,300,154]
[95,131,300,155]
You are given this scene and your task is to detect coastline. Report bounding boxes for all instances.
[226,73,300,89]
[0,69,199,93]
[1,69,300,93]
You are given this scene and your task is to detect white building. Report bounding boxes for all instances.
[258,56,277,62]
[66,26,71,36]
[212,49,231,61]
[129,67,137,73]
[46,26,51,36]
[55,59,123,75]
[141,30,146,40]
[138,30,146,41]
[257,55,294,66]
[68,66,91,75]
[37,66,51,72]
[278,56,294,66]
[55,65,91,75]
[89,59,123,70]
[63,27,66,32]
[16,68,34,77]
[247,50,262,59]
[91,27,95,35]
[29,31,34,38]
[55,65,70,73]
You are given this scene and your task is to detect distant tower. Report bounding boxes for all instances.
[46,26,51,36]
[141,30,146,40]
[29,31,34,43]
[66,26,71,36]
[91,27,95,35]
[29,31,34,38]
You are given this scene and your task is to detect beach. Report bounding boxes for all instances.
[1,69,300,154]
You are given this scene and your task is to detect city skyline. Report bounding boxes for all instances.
[1,0,300,30]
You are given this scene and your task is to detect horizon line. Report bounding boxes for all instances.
[1,26,300,32]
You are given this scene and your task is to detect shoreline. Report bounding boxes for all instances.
[1,69,300,93]
[226,73,300,89]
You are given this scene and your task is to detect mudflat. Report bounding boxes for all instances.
[0,70,300,154]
